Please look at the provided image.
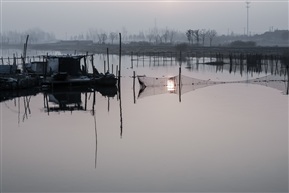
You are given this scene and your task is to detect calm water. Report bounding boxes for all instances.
[1,50,288,192]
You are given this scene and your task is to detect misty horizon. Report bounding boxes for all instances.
[1,1,288,39]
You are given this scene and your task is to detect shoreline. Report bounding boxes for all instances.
[2,43,288,57]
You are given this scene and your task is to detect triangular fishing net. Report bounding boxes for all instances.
[137,75,220,99]
[137,74,288,99]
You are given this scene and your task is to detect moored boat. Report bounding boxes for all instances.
[40,54,117,89]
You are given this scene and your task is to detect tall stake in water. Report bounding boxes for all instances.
[179,67,181,102]
[118,33,123,138]
[245,1,250,36]
[107,48,110,73]
[286,63,289,95]
[92,91,97,168]
[22,35,29,72]
[118,33,121,93]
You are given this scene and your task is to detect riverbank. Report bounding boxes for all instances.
[2,42,288,57]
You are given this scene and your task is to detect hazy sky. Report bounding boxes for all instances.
[1,0,288,38]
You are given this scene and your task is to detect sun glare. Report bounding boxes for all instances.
[167,79,176,92]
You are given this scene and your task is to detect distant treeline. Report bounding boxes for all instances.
[1,28,56,44]
[229,40,256,47]
[1,27,288,47]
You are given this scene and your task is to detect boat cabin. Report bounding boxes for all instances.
[45,55,86,77]
[0,64,17,74]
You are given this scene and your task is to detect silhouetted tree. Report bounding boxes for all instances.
[98,33,107,44]
[207,29,217,47]
[192,29,200,46]
[186,29,193,44]
[199,29,207,46]
[109,32,117,44]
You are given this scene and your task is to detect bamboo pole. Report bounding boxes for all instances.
[133,71,136,104]
[118,33,123,138]
[107,48,110,73]
[179,66,181,103]
[287,66,289,95]
[131,52,133,69]
[22,35,29,73]
[118,33,122,85]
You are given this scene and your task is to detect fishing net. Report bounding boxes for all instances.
[137,74,288,99]
[248,75,288,94]
[137,74,219,99]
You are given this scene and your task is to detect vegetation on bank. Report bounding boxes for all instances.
[1,27,288,58]
[229,40,257,47]
[1,27,288,47]
[2,40,288,57]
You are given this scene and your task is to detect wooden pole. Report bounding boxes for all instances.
[104,60,106,73]
[118,33,122,84]
[133,71,136,104]
[179,51,182,66]
[22,35,29,73]
[85,92,87,111]
[13,54,16,74]
[179,66,181,102]
[92,89,97,168]
[118,33,123,138]
[131,52,133,69]
[287,66,289,95]
[107,95,110,112]
[119,33,122,72]
[107,48,110,73]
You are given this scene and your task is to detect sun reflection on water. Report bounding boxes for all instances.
[167,79,176,92]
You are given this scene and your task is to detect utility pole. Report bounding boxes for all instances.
[246,1,250,36]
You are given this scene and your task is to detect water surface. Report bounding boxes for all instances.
[1,51,288,192]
